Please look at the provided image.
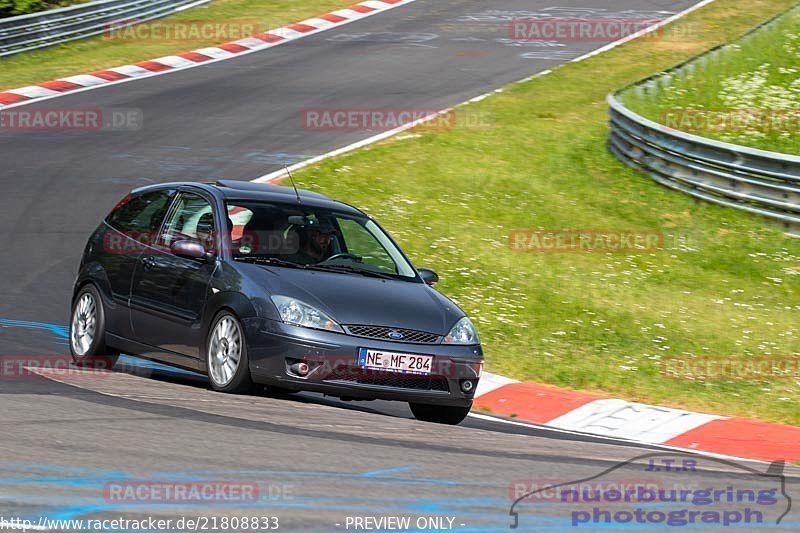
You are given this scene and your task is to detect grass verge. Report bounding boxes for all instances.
[1,0,88,19]
[623,5,800,154]
[0,0,352,90]
[290,0,800,425]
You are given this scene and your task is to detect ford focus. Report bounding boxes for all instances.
[69,180,483,424]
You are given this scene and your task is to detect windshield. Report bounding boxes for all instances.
[225,201,418,280]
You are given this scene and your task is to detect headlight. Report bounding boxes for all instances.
[444,317,479,345]
[271,296,343,333]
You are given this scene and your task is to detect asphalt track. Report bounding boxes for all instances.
[2,0,799,531]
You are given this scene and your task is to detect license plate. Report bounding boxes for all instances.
[357,348,433,375]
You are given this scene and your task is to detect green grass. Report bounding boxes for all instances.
[0,0,88,19]
[623,5,800,154]
[5,0,796,425]
[0,0,353,90]
[286,0,800,425]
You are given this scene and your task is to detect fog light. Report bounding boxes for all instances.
[290,362,309,376]
[460,379,475,393]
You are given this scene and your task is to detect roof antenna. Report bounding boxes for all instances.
[284,164,302,206]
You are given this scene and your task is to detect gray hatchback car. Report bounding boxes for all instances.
[70,180,483,424]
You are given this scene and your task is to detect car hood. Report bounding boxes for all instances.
[241,264,464,334]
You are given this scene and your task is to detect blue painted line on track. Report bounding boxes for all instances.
[11,320,789,531]
[0,317,203,378]
[0,318,69,339]
[362,466,416,477]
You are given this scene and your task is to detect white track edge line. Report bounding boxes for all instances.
[9,0,750,463]
[253,108,454,182]
[248,0,782,464]
[466,412,770,465]
[25,363,768,466]
[566,0,719,64]
[252,0,718,183]
[0,0,418,111]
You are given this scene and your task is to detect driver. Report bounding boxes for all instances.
[290,221,337,264]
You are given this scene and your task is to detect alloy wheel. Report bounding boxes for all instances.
[70,292,97,356]
[208,316,243,387]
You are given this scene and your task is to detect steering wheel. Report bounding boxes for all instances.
[321,253,362,263]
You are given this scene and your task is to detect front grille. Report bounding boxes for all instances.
[344,325,440,344]
[330,374,450,392]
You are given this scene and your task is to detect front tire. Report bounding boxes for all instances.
[409,402,472,425]
[206,311,254,394]
[69,284,119,370]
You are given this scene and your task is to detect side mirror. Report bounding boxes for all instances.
[172,240,211,261]
[418,268,439,287]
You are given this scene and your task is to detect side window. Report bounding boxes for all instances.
[105,190,174,236]
[160,193,216,252]
[338,218,397,273]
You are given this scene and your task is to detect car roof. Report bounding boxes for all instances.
[131,180,365,216]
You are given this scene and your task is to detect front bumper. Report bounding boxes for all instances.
[243,318,483,407]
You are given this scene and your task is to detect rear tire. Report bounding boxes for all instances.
[409,402,472,425]
[206,311,254,394]
[69,284,119,370]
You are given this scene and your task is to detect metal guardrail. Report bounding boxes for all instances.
[0,0,209,57]
[608,95,800,235]
[607,8,800,236]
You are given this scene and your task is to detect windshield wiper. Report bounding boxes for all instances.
[309,264,397,280]
[235,257,397,279]
[234,256,307,269]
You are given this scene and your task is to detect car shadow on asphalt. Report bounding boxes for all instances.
[112,355,406,419]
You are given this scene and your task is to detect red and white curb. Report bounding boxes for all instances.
[474,372,800,463]
[241,0,800,464]
[7,0,791,463]
[0,0,416,110]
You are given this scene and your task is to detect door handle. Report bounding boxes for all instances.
[141,256,156,271]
